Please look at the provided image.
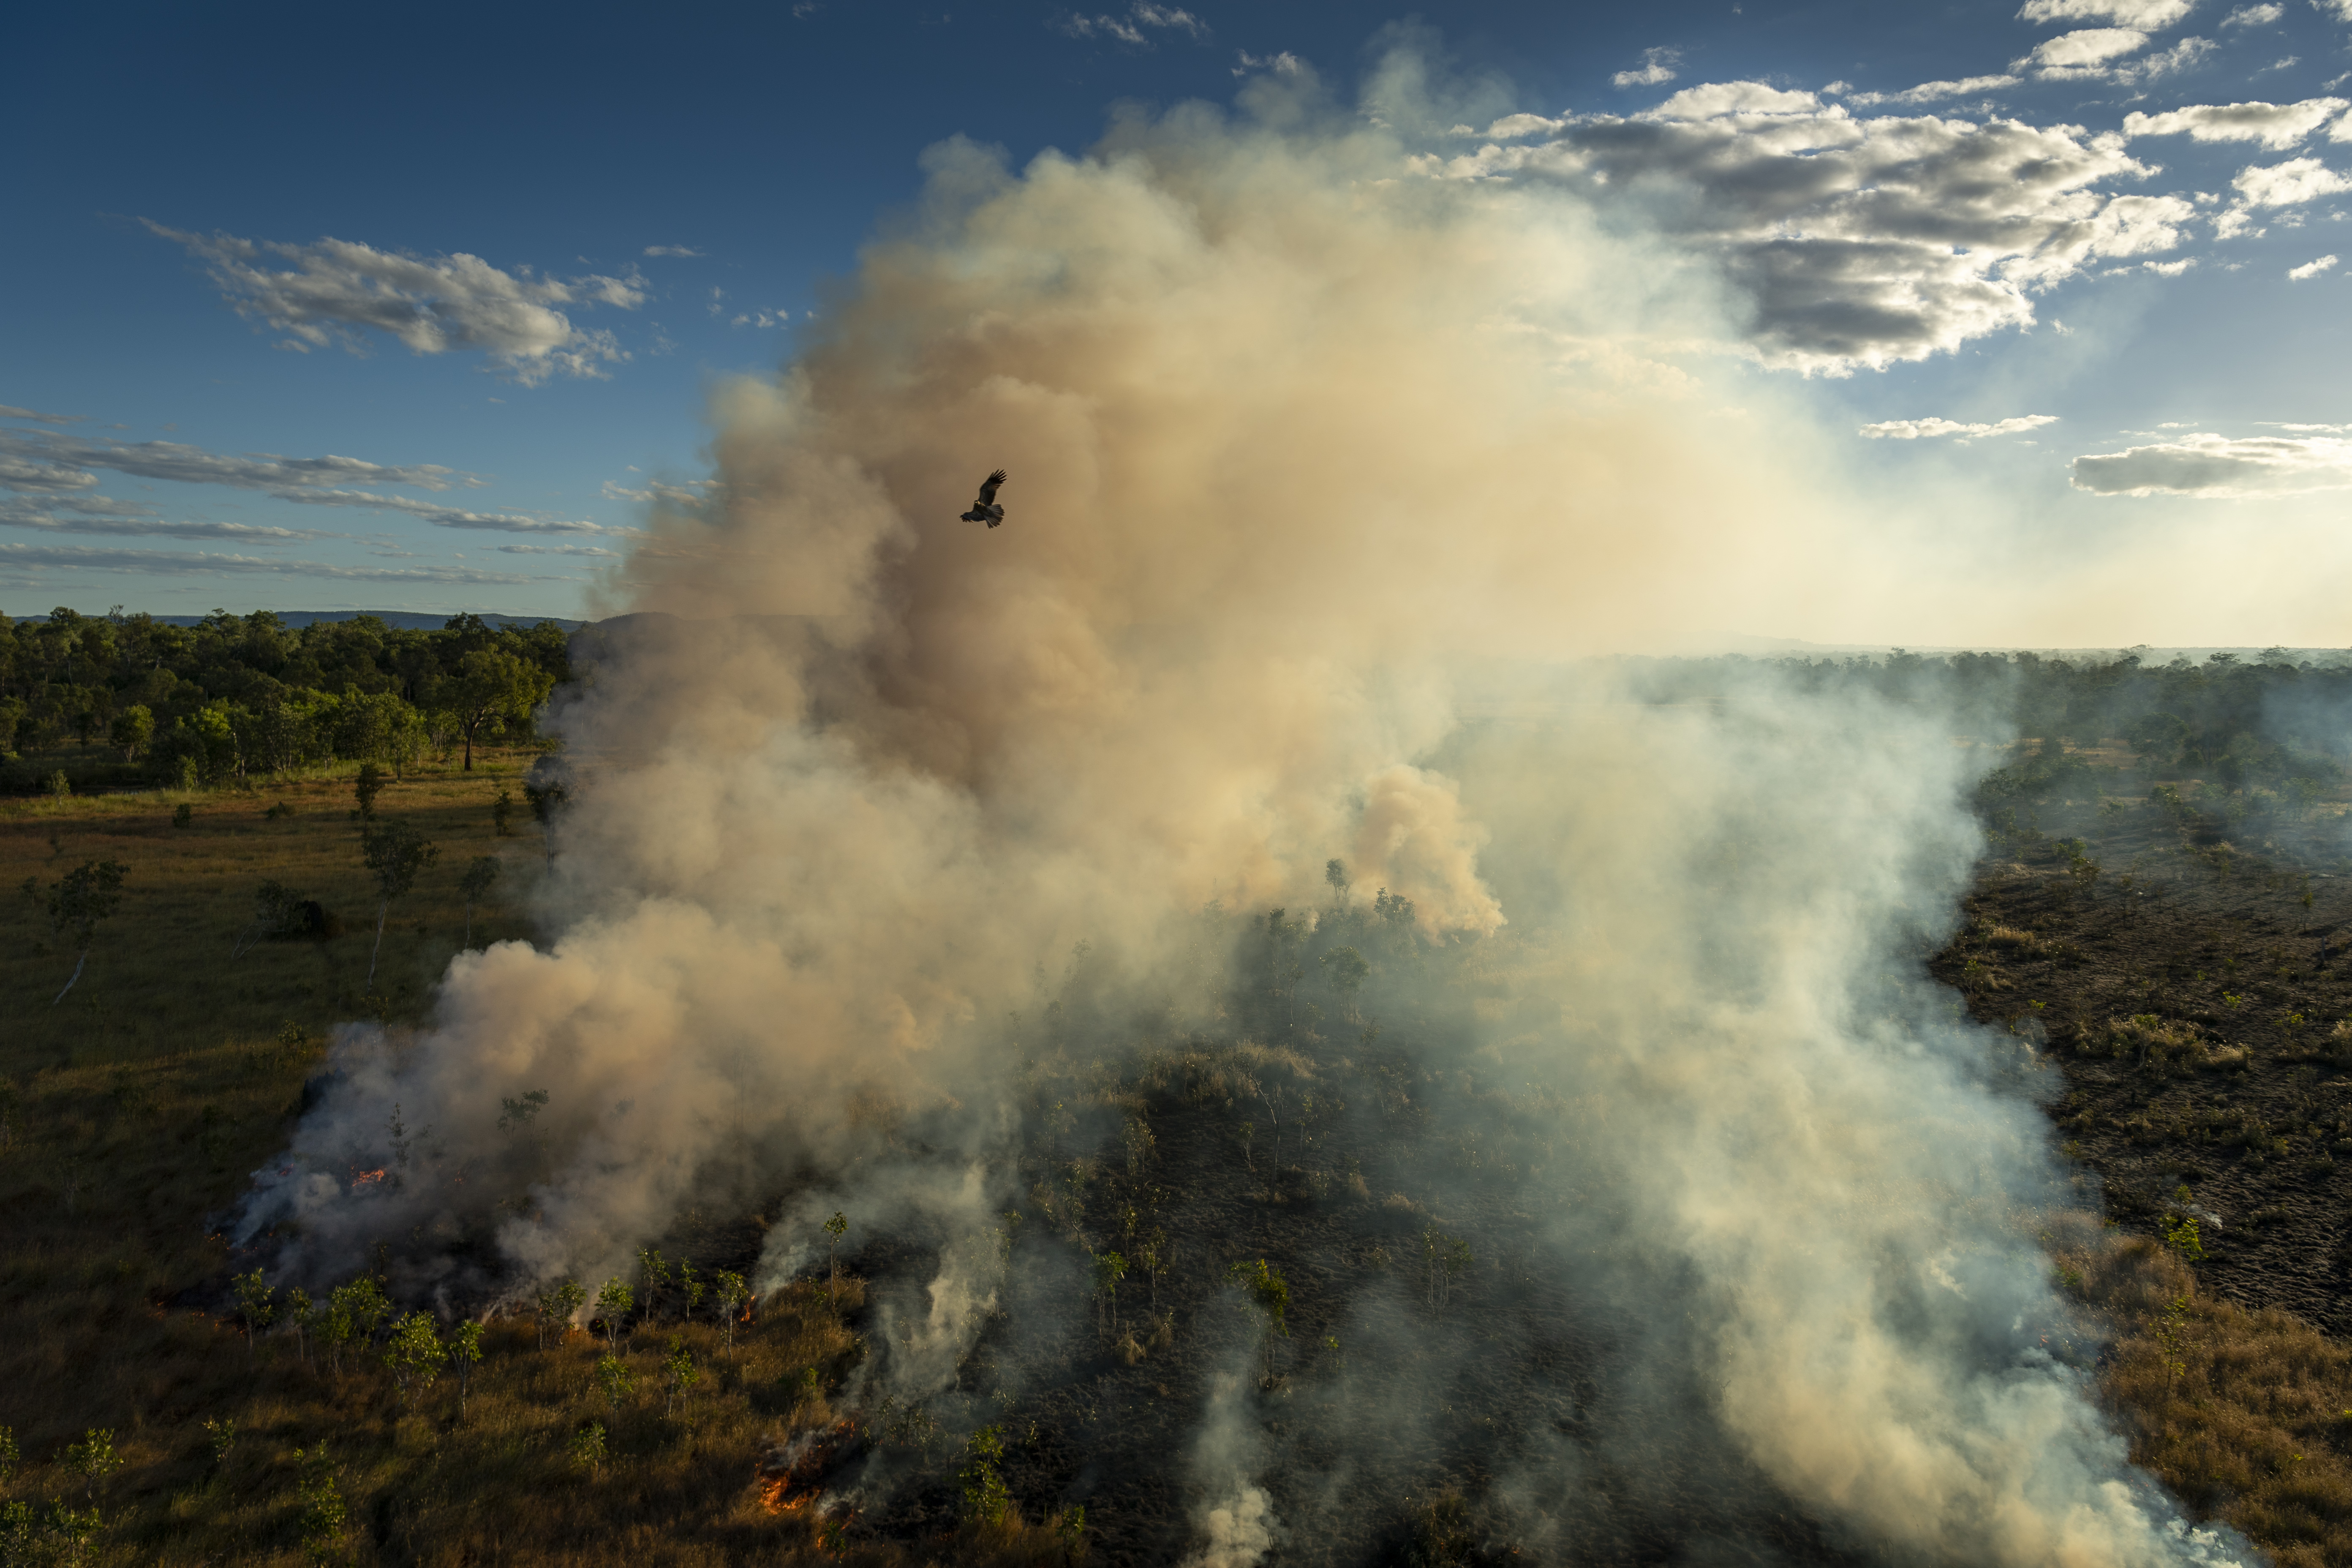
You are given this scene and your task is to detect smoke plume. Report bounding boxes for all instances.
[239,52,2245,1566]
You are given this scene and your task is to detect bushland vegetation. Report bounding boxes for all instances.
[0,608,571,795]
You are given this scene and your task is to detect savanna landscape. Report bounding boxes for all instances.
[5,615,2352,1567]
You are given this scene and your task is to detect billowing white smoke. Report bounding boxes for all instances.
[235,52,2242,1567]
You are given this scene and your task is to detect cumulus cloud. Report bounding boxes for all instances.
[145,222,645,384]
[1614,48,1682,88]
[1844,75,2021,106]
[2018,0,2194,22]
[2223,1,2284,18]
[2288,251,2341,275]
[0,540,544,583]
[643,245,702,257]
[2234,155,2352,204]
[1859,414,2060,438]
[2015,26,2153,72]
[2071,431,2352,493]
[1057,3,1205,44]
[2123,96,2348,147]
[2317,0,2352,19]
[1416,84,2193,370]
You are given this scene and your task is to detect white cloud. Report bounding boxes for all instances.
[0,428,471,495]
[2144,256,2199,272]
[2123,96,2348,148]
[0,428,605,535]
[2223,2,2285,20]
[2016,26,2153,72]
[1614,48,1682,89]
[2112,35,2218,80]
[491,542,623,557]
[2018,0,2194,23]
[1845,75,2021,106]
[1859,414,2060,438]
[2071,431,2352,494]
[1419,87,2194,370]
[0,405,82,425]
[0,491,339,544]
[2288,251,2342,275]
[1059,3,1204,44]
[2233,155,2352,204]
[2317,0,2352,19]
[1233,49,1303,76]
[145,222,644,384]
[0,541,546,584]
[642,245,703,258]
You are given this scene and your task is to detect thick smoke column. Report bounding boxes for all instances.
[239,55,2243,1566]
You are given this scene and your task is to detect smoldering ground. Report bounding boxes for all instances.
[234,52,2248,1567]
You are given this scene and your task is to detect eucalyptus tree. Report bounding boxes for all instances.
[359,821,437,986]
[22,859,126,1005]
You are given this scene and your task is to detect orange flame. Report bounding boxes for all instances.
[350,1168,387,1187]
[755,1418,861,1517]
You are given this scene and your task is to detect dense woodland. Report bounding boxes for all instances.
[0,609,572,790]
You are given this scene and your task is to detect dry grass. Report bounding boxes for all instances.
[0,763,1094,1563]
[2063,1232,2352,1568]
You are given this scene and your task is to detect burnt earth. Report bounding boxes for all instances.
[1928,789,2352,1336]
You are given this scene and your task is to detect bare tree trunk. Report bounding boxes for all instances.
[52,949,87,1005]
[369,898,389,986]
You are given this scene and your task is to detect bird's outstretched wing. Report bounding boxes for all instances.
[974,469,1007,507]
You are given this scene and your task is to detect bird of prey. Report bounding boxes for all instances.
[960,469,1007,527]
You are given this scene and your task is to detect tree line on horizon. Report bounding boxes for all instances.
[1619,646,2352,796]
[0,607,572,790]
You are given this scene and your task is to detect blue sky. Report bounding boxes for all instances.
[6,0,2351,637]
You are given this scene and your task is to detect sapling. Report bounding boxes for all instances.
[524,780,569,864]
[457,856,499,948]
[323,1276,390,1380]
[958,1424,1013,1526]
[382,1311,448,1408]
[23,859,127,1005]
[1240,1121,1255,1172]
[536,1278,586,1349]
[449,1321,483,1416]
[678,1259,706,1322]
[0,1425,15,1486]
[231,1268,276,1364]
[64,1429,120,1501]
[492,787,515,837]
[353,762,385,821]
[569,1421,607,1478]
[713,1270,750,1361]
[824,1211,848,1304]
[297,1443,344,1565]
[662,1334,699,1417]
[594,1353,635,1414]
[284,1288,314,1364]
[637,1247,673,1323]
[359,820,438,987]
[1092,1251,1127,1341]
[204,1416,237,1467]
[594,1278,634,1349]
[1225,1258,1290,1384]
